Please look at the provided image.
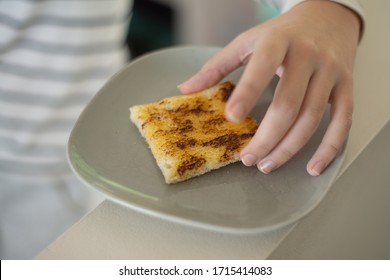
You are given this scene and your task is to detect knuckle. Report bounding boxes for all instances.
[304,106,324,130]
[340,111,353,131]
[278,146,295,161]
[254,142,273,156]
[295,40,339,73]
[293,38,320,61]
[272,97,300,120]
[339,68,354,83]
[255,31,287,64]
[238,80,261,98]
[320,52,339,70]
[321,53,353,81]
[299,39,319,56]
[256,46,280,66]
[322,141,340,156]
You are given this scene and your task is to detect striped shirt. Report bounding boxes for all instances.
[0,0,132,259]
[0,0,131,182]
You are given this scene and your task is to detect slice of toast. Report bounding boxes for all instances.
[129,81,258,184]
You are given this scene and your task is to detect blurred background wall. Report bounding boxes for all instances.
[127,0,263,58]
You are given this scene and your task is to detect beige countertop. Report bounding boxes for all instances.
[36,0,390,259]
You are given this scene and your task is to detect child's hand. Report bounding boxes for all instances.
[178,1,361,176]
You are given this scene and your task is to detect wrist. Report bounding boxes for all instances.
[282,0,364,41]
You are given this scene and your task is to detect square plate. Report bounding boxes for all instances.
[68,46,345,234]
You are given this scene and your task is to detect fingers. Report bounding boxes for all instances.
[224,35,288,123]
[178,8,356,176]
[242,70,352,176]
[239,44,319,167]
[178,34,252,94]
[307,80,353,176]
[250,67,335,173]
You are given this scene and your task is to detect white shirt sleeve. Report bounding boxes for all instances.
[256,0,365,36]
[257,0,363,18]
[280,0,364,19]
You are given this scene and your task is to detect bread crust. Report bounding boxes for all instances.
[129,81,258,184]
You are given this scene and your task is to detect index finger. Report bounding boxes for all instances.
[178,33,255,94]
[225,34,289,123]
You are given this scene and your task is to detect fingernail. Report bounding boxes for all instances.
[241,154,258,166]
[226,103,246,123]
[177,83,189,93]
[177,76,197,93]
[258,160,277,174]
[309,161,326,176]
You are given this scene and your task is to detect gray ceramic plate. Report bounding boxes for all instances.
[68,46,345,234]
